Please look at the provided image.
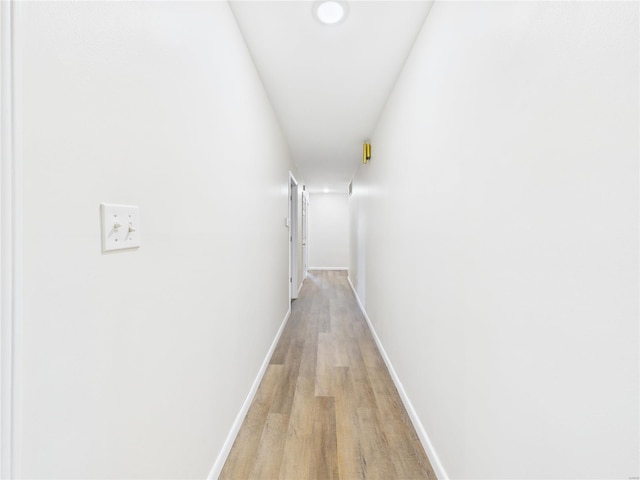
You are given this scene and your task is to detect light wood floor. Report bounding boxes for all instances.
[220,270,436,480]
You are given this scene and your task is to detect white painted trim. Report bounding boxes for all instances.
[308,267,348,271]
[207,307,292,480]
[288,171,299,301]
[302,191,309,280]
[1,2,21,478]
[347,276,449,480]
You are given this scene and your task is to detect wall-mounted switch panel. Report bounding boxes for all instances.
[101,203,141,252]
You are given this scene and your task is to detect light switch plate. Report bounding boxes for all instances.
[101,203,141,252]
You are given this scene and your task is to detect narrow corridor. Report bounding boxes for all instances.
[220,271,436,479]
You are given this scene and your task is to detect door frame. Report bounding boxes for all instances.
[288,172,299,300]
[1,2,22,478]
[301,190,309,280]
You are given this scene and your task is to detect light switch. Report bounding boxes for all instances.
[101,203,141,252]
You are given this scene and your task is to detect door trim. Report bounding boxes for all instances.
[301,190,308,280]
[288,172,298,300]
[1,2,22,477]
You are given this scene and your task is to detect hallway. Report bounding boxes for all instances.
[3,1,637,478]
[220,271,436,479]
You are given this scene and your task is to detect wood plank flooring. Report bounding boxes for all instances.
[220,270,436,480]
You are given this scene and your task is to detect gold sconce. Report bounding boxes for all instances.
[363,142,372,164]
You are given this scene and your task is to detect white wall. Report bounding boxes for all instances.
[19,2,297,478]
[309,193,349,269]
[350,2,639,479]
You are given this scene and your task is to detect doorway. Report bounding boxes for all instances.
[1,3,20,477]
[289,173,298,300]
[302,190,308,279]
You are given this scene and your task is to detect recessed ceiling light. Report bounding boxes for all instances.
[314,1,348,26]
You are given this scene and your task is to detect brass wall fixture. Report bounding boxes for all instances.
[362,142,372,164]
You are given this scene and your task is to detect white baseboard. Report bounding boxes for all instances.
[207,306,292,480]
[347,276,449,480]
[308,267,348,271]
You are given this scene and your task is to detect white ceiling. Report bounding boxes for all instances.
[229,0,433,192]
